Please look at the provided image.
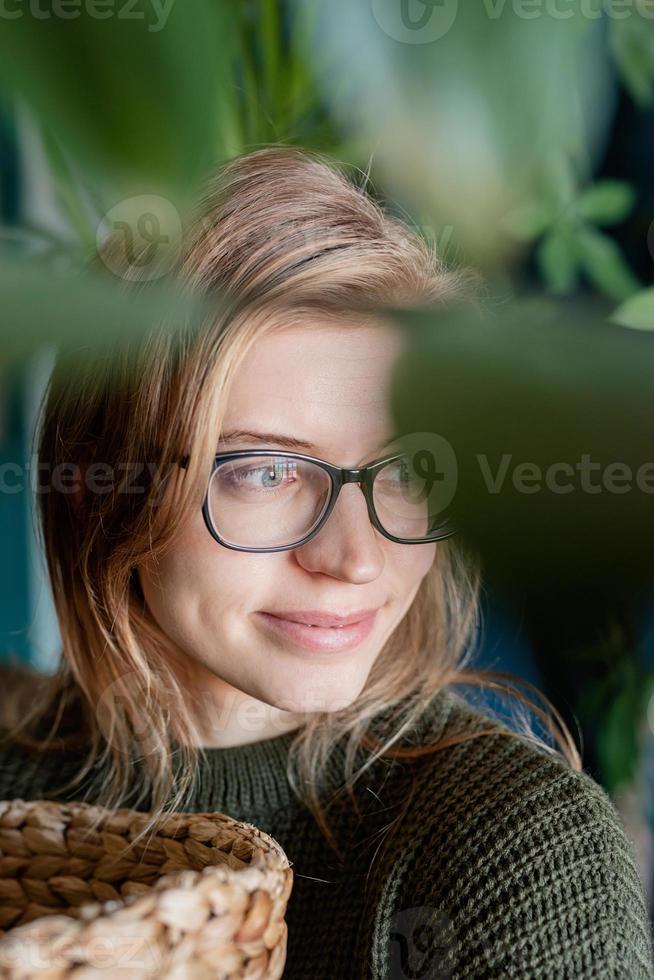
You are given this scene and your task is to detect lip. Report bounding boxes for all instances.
[256,609,379,653]
[262,608,380,628]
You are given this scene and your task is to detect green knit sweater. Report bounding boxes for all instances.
[0,687,652,979]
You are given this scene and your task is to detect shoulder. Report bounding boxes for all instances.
[0,663,89,803]
[0,661,48,732]
[367,691,654,979]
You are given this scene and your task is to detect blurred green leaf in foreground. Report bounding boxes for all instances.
[0,0,234,211]
[384,297,654,593]
[0,257,214,366]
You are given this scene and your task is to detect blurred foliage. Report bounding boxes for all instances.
[0,0,232,209]
[226,0,365,159]
[613,286,654,330]
[501,165,641,301]
[0,1,652,307]
[609,10,654,105]
[575,622,654,793]
[0,257,213,364]
[387,298,654,590]
[293,0,616,271]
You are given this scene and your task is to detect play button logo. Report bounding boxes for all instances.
[371,0,459,43]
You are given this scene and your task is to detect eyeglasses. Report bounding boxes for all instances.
[178,449,456,553]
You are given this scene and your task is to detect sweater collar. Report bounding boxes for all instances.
[185,726,301,821]
[182,688,460,822]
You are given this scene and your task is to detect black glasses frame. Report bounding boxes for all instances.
[179,449,456,553]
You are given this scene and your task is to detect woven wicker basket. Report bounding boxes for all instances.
[0,799,293,979]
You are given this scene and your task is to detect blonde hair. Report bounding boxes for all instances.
[4,145,580,859]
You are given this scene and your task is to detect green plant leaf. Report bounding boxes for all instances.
[536,231,578,293]
[0,258,213,364]
[576,667,614,722]
[37,126,100,254]
[542,151,579,212]
[293,0,612,271]
[499,200,556,242]
[574,226,641,301]
[597,686,640,792]
[261,0,282,116]
[610,18,654,106]
[577,181,636,225]
[387,297,654,591]
[611,287,654,331]
[0,1,234,203]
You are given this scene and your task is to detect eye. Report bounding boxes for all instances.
[218,458,301,495]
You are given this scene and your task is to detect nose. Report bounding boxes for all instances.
[292,481,385,583]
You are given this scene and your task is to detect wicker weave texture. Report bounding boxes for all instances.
[0,799,293,979]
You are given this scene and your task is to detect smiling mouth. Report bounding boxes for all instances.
[261,608,381,629]
[255,609,379,653]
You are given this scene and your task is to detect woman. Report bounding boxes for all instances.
[1,146,652,979]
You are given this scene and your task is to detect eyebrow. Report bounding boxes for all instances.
[217,428,401,453]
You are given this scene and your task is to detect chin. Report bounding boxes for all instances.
[269,675,366,716]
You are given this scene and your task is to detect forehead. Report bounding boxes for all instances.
[222,320,406,450]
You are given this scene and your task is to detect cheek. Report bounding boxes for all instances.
[388,541,437,588]
[144,521,222,595]
[137,517,236,633]
[137,512,277,643]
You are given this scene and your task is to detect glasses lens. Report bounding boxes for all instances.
[372,453,449,540]
[207,455,332,548]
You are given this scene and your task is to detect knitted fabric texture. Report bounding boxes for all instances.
[0,687,652,979]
